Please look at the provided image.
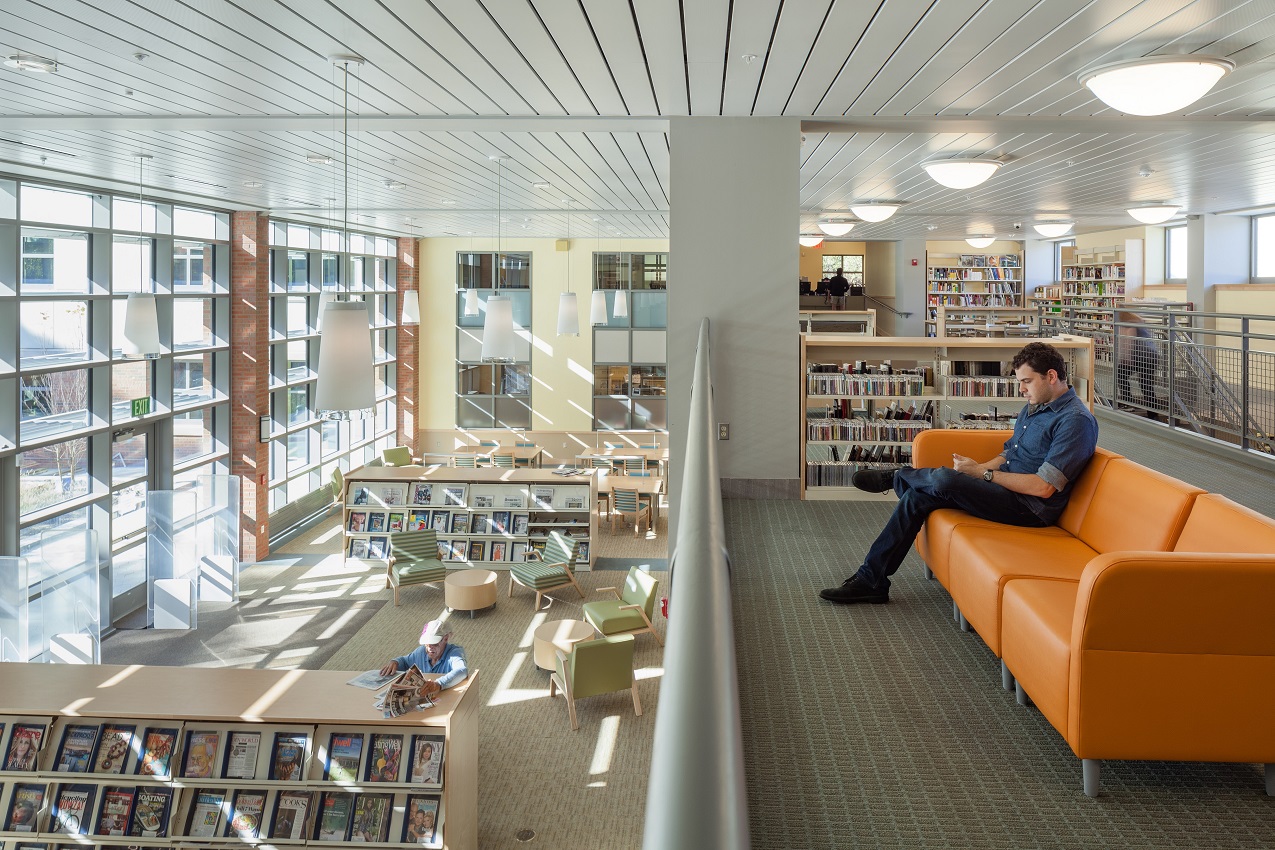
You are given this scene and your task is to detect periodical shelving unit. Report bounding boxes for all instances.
[925,251,1024,337]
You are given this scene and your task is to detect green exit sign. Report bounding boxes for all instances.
[131,397,151,417]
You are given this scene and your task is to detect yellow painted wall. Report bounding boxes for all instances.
[799,240,867,282]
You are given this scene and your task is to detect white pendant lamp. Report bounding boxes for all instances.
[799,235,824,248]
[121,153,162,359]
[401,289,420,324]
[1032,221,1074,238]
[818,220,854,237]
[1080,56,1234,116]
[462,287,480,316]
[1127,204,1180,225]
[317,55,375,421]
[613,288,629,318]
[965,236,996,249]
[480,294,515,363]
[850,203,900,222]
[923,158,1003,189]
[590,289,608,324]
[556,200,580,336]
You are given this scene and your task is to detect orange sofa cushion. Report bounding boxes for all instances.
[1173,493,1275,553]
[1000,578,1077,739]
[1075,458,1202,552]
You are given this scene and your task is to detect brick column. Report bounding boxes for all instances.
[396,236,420,456]
[231,212,271,562]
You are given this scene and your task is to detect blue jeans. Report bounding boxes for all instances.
[854,467,1048,590]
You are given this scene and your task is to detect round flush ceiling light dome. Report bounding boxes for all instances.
[965,236,997,249]
[817,220,855,237]
[798,235,824,248]
[1080,56,1234,116]
[1127,203,1180,224]
[922,158,1003,189]
[4,54,58,72]
[1032,221,1075,238]
[850,203,900,222]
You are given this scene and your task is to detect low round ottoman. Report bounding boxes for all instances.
[445,569,498,618]
[532,619,595,670]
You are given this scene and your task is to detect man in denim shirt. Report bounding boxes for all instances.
[380,619,469,696]
[821,342,1098,604]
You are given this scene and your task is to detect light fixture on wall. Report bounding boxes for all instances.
[315,55,376,420]
[401,218,420,325]
[121,153,161,359]
[922,158,1003,189]
[965,235,996,249]
[480,155,515,363]
[850,202,900,222]
[1032,221,1074,238]
[1126,203,1180,224]
[798,234,824,248]
[818,220,855,237]
[1080,56,1234,116]
[556,199,580,336]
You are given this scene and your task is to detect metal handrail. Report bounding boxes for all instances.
[865,292,912,318]
[642,319,749,850]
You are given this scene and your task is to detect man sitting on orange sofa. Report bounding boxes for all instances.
[820,342,1098,605]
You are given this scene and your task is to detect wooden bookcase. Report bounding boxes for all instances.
[925,251,1024,336]
[933,305,1036,337]
[800,334,1095,500]
[0,662,479,850]
[342,467,598,570]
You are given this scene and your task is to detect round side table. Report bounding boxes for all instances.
[532,619,595,670]
[444,569,498,618]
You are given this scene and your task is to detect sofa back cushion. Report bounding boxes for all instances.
[1076,458,1203,553]
[1173,493,1275,553]
[1055,446,1122,537]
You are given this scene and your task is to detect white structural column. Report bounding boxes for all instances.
[1187,213,1250,312]
[893,239,928,337]
[668,117,801,537]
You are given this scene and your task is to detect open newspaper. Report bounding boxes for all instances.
[371,665,436,719]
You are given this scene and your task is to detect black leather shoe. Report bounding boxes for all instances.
[851,468,896,494]
[819,574,889,604]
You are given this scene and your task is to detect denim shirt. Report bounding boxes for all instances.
[391,643,469,690]
[1000,386,1099,523]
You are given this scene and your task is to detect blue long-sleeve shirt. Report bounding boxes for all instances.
[391,643,468,690]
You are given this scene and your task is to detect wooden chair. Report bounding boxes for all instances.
[491,453,515,468]
[583,566,662,647]
[640,444,661,473]
[508,531,584,609]
[611,488,651,537]
[453,455,478,468]
[623,457,646,475]
[549,634,642,731]
[386,529,447,607]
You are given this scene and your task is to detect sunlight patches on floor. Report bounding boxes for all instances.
[589,716,620,775]
[317,607,363,641]
[486,651,552,707]
[518,611,548,649]
[311,525,343,545]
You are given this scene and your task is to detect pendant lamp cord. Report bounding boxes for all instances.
[342,60,350,297]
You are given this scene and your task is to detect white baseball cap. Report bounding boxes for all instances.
[419,619,451,646]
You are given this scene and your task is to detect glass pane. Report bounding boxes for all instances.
[19,438,90,515]
[111,543,147,597]
[288,429,311,471]
[20,370,90,442]
[498,253,530,288]
[287,340,309,382]
[173,207,219,240]
[112,199,159,233]
[630,253,667,289]
[111,433,148,483]
[287,295,309,337]
[633,397,667,430]
[174,407,216,464]
[350,256,368,291]
[112,360,151,422]
[457,289,531,330]
[21,185,94,226]
[458,253,493,290]
[173,353,213,407]
[287,224,310,249]
[593,397,630,431]
[374,258,390,290]
[288,384,310,425]
[112,482,149,542]
[592,291,628,328]
[631,291,667,328]
[173,298,215,348]
[595,253,624,290]
[631,366,666,397]
[269,438,287,483]
[1257,217,1275,277]
[321,230,341,252]
[173,241,213,291]
[1168,227,1188,279]
[322,419,343,457]
[499,364,531,395]
[458,364,492,395]
[375,364,390,398]
[594,365,629,396]
[494,396,530,428]
[287,474,315,504]
[20,301,90,367]
[458,395,494,429]
[19,508,89,584]
[321,253,339,286]
[21,228,91,292]
[287,251,308,289]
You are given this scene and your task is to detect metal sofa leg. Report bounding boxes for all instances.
[1266,763,1274,796]
[952,600,959,622]
[958,611,971,633]
[1015,680,1030,707]
[1000,660,1014,692]
[923,565,934,581]
[1082,759,1101,798]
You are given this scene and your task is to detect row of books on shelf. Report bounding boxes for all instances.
[807,373,926,397]
[816,399,936,421]
[348,483,584,511]
[0,720,444,787]
[928,286,1020,299]
[806,418,931,442]
[1064,283,1125,297]
[804,455,912,487]
[929,266,1020,281]
[945,376,1022,398]
[1061,264,1123,280]
[941,254,1021,268]
[0,782,442,846]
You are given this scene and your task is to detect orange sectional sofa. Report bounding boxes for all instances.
[910,429,1275,797]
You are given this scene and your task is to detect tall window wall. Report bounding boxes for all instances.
[266,222,398,513]
[821,254,864,285]
[2,178,232,629]
[1166,225,1188,281]
[592,252,668,431]
[456,252,532,429]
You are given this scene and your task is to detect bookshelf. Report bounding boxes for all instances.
[343,467,597,570]
[933,305,1036,337]
[0,662,479,850]
[925,251,1024,337]
[800,334,1095,500]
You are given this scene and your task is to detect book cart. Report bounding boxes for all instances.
[0,662,478,850]
[800,334,1095,500]
[342,467,598,570]
[925,251,1024,337]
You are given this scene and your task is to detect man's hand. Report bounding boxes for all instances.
[952,453,985,477]
[418,680,442,698]
[379,661,399,677]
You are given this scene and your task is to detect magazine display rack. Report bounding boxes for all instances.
[800,334,1095,500]
[0,662,478,850]
[342,468,597,570]
[35,528,100,664]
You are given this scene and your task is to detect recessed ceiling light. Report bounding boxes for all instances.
[243,180,262,188]
[5,54,58,73]
[306,154,334,164]
[384,180,405,189]
[923,158,1003,189]
[441,199,457,205]
[532,181,551,189]
[1080,56,1234,116]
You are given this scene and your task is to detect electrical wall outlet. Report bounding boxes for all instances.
[718,423,729,440]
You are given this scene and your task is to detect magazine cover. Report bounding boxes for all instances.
[94,786,136,836]
[185,789,225,837]
[364,734,403,783]
[492,510,511,533]
[407,510,428,531]
[348,511,368,532]
[181,730,220,779]
[351,486,370,505]
[5,783,46,831]
[348,793,391,842]
[388,512,405,533]
[471,513,489,534]
[350,538,370,559]
[90,724,135,774]
[4,724,45,771]
[431,511,449,533]
[225,790,266,839]
[367,512,386,532]
[270,790,313,840]
[314,791,353,842]
[401,794,441,845]
[54,725,99,773]
[134,728,177,778]
[52,784,95,834]
[449,513,469,534]
[368,535,389,559]
[324,733,364,782]
[128,787,173,837]
[221,730,262,780]
[269,732,307,781]
[409,734,445,786]
[512,514,530,535]
[443,485,466,506]
[380,485,404,506]
[412,482,432,505]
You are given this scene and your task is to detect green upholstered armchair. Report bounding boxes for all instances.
[508,531,584,609]
[549,634,642,731]
[386,528,447,606]
[582,566,662,646]
[381,446,417,467]
[331,467,345,502]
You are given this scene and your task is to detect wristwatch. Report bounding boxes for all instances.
[983,469,995,482]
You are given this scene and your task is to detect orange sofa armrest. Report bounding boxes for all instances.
[912,429,1012,469]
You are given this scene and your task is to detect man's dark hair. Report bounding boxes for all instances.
[1012,341,1068,382]
[836,267,844,274]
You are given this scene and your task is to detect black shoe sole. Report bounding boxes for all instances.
[818,591,890,604]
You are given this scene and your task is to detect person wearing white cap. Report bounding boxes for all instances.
[378,619,469,698]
